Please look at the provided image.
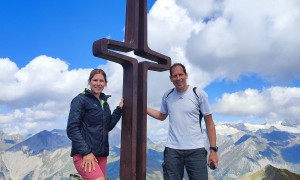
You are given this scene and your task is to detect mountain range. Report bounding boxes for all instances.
[0,118,300,179]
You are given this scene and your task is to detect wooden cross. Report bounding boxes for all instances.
[93,0,171,179]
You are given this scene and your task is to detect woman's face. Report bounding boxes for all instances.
[89,73,107,96]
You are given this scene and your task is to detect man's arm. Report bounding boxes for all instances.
[147,107,167,121]
[204,114,219,167]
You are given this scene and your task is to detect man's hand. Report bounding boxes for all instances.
[208,150,219,169]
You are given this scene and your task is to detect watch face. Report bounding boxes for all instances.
[210,147,218,152]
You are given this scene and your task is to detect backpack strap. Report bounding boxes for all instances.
[193,87,204,133]
[165,88,175,99]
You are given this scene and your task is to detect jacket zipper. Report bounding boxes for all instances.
[100,99,106,153]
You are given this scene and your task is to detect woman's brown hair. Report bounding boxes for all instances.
[88,69,107,83]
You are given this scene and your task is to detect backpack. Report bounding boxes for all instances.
[165,87,204,133]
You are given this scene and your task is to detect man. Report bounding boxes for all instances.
[147,63,219,180]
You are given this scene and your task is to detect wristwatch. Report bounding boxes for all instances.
[209,146,218,152]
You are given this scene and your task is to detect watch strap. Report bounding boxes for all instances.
[209,146,218,152]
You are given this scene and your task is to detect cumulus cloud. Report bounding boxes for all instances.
[0,54,154,136]
[148,0,300,82]
[0,56,89,105]
[184,0,300,82]
[0,58,19,84]
[175,0,220,20]
[1,0,300,138]
[148,0,203,56]
[0,56,90,133]
[212,87,300,120]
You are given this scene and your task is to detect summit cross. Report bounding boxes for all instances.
[93,0,171,179]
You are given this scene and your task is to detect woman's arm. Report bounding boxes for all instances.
[108,98,123,131]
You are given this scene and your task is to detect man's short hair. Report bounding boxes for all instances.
[169,63,187,77]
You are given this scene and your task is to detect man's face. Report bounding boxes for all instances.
[170,65,188,92]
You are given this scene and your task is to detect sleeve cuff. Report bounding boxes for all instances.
[117,106,123,112]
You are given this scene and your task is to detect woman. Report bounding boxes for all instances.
[67,69,123,180]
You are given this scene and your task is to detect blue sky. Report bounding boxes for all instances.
[1,0,300,140]
[1,0,156,69]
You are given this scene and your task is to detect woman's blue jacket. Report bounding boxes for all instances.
[67,89,122,157]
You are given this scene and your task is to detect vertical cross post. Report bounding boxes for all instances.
[93,0,171,179]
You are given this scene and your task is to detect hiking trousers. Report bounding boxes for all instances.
[162,147,208,180]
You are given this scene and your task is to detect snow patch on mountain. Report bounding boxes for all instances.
[216,124,240,135]
[244,121,300,133]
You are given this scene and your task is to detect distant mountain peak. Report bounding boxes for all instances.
[6,129,71,155]
[240,164,300,180]
[264,164,300,180]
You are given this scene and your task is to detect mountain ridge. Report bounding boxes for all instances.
[0,119,300,179]
[240,164,300,180]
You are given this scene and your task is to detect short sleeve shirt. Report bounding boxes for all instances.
[160,86,212,149]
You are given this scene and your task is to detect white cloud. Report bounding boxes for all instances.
[1,0,300,138]
[184,0,300,82]
[0,112,17,123]
[213,89,267,116]
[212,87,300,120]
[0,56,118,135]
[0,56,90,104]
[146,0,299,103]
[148,0,202,54]
[0,54,164,137]
[0,58,19,84]
[147,117,168,142]
[175,0,220,20]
